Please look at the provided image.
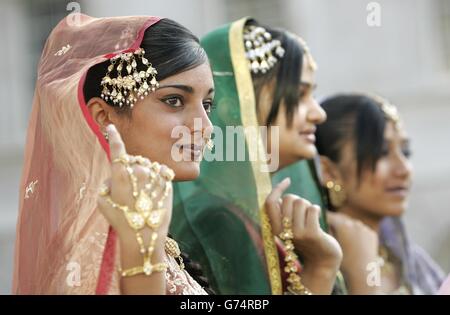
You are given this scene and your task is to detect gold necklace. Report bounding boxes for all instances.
[378,245,395,274]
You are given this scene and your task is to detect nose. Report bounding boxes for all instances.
[392,150,412,179]
[187,102,213,139]
[200,104,213,131]
[306,97,327,125]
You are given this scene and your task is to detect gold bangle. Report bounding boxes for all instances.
[279,217,312,295]
[99,184,110,197]
[119,262,168,277]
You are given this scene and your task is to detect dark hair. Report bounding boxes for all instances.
[315,94,387,182]
[179,251,215,294]
[249,21,306,127]
[83,18,214,294]
[83,18,208,114]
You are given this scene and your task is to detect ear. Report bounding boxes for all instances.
[319,155,343,185]
[86,97,116,131]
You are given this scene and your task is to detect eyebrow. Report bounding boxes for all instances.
[384,137,411,144]
[401,138,411,145]
[157,84,215,95]
[157,84,193,93]
[300,82,318,90]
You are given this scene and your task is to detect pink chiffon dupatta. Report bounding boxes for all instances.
[13,14,161,294]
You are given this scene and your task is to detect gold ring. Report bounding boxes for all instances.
[98,184,110,197]
[135,155,151,167]
[282,216,292,228]
[112,154,130,165]
[150,162,161,173]
[160,167,175,181]
[279,217,294,241]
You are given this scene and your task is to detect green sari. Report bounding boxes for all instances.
[170,17,345,294]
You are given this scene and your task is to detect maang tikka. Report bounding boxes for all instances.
[100,48,159,108]
[243,25,285,74]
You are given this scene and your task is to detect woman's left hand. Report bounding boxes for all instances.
[265,178,343,294]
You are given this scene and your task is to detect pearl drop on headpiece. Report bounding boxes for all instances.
[100,48,159,108]
[243,25,285,74]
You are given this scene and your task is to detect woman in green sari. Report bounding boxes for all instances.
[170,17,343,294]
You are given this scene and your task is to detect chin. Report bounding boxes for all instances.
[381,202,407,217]
[296,144,317,160]
[171,161,201,182]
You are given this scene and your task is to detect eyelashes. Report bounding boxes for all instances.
[161,95,183,108]
[203,101,216,114]
[381,147,412,158]
[160,95,215,114]
[402,148,412,158]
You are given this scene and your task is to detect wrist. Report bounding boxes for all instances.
[340,261,382,295]
[302,262,339,280]
[302,255,341,274]
[341,254,378,277]
[300,263,339,295]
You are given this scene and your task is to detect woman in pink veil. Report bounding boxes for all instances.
[13,14,216,294]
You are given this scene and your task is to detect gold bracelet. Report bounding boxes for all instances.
[119,262,168,277]
[119,236,184,277]
[279,217,312,295]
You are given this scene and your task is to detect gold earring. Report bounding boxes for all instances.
[326,181,346,209]
[103,130,109,142]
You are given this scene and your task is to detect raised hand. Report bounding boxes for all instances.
[96,124,174,293]
[327,211,380,294]
[265,178,342,294]
[97,124,173,241]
